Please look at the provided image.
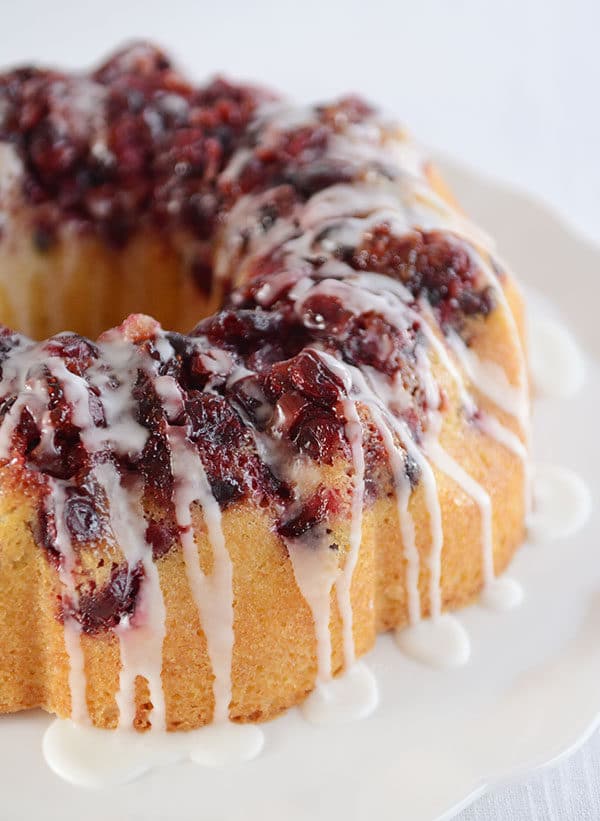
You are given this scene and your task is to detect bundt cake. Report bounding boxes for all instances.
[0,43,529,734]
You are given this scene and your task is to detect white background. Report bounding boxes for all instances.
[3,0,599,244]
[2,1,599,817]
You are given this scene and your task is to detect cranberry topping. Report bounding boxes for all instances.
[72,562,144,634]
[341,312,417,377]
[198,308,286,355]
[92,42,173,84]
[132,372,173,497]
[277,485,340,540]
[301,293,353,334]
[184,391,287,506]
[0,43,270,246]
[265,350,345,406]
[43,333,100,375]
[20,370,89,480]
[64,485,104,543]
[261,351,349,465]
[32,505,60,566]
[235,125,327,192]
[11,406,41,456]
[146,519,178,560]
[350,225,495,328]
[228,121,357,202]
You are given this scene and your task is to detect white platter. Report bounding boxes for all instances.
[0,160,598,821]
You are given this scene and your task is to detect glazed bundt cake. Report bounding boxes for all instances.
[0,43,528,732]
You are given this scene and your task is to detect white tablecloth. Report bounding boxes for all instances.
[2,0,599,816]
[459,731,600,820]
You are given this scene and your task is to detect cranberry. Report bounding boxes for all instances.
[29,122,83,179]
[12,406,41,456]
[32,504,60,566]
[265,350,345,406]
[277,485,339,539]
[184,392,273,506]
[43,334,99,375]
[73,562,144,634]
[0,45,269,246]
[93,42,172,84]
[301,294,352,333]
[146,519,177,560]
[284,161,355,199]
[133,374,173,498]
[341,312,414,376]
[290,411,347,464]
[198,307,290,355]
[64,486,104,542]
[186,392,242,448]
[350,226,494,328]
[29,427,87,480]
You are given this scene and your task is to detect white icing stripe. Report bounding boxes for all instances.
[47,356,167,730]
[284,395,365,682]
[369,406,421,624]
[476,412,528,462]
[92,463,167,730]
[351,363,444,621]
[320,353,446,627]
[368,401,446,622]
[477,411,531,513]
[426,437,494,585]
[61,620,88,723]
[320,274,528,593]
[51,483,88,725]
[286,541,337,683]
[165,421,235,724]
[447,332,528,429]
[335,398,365,668]
[154,354,238,726]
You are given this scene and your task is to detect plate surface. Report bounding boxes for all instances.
[0,161,598,821]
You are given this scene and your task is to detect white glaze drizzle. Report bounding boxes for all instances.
[281,387,376,718]
[94,462,167,730]
[309,265,524,620]
[43,717,264,787]
[50,482,88,724]
[527,463,592,544]
[335,397,365,668]
[164,422,235,724]
[528,313,586,400]
[320,351,471,665]
[286,535,338,683]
